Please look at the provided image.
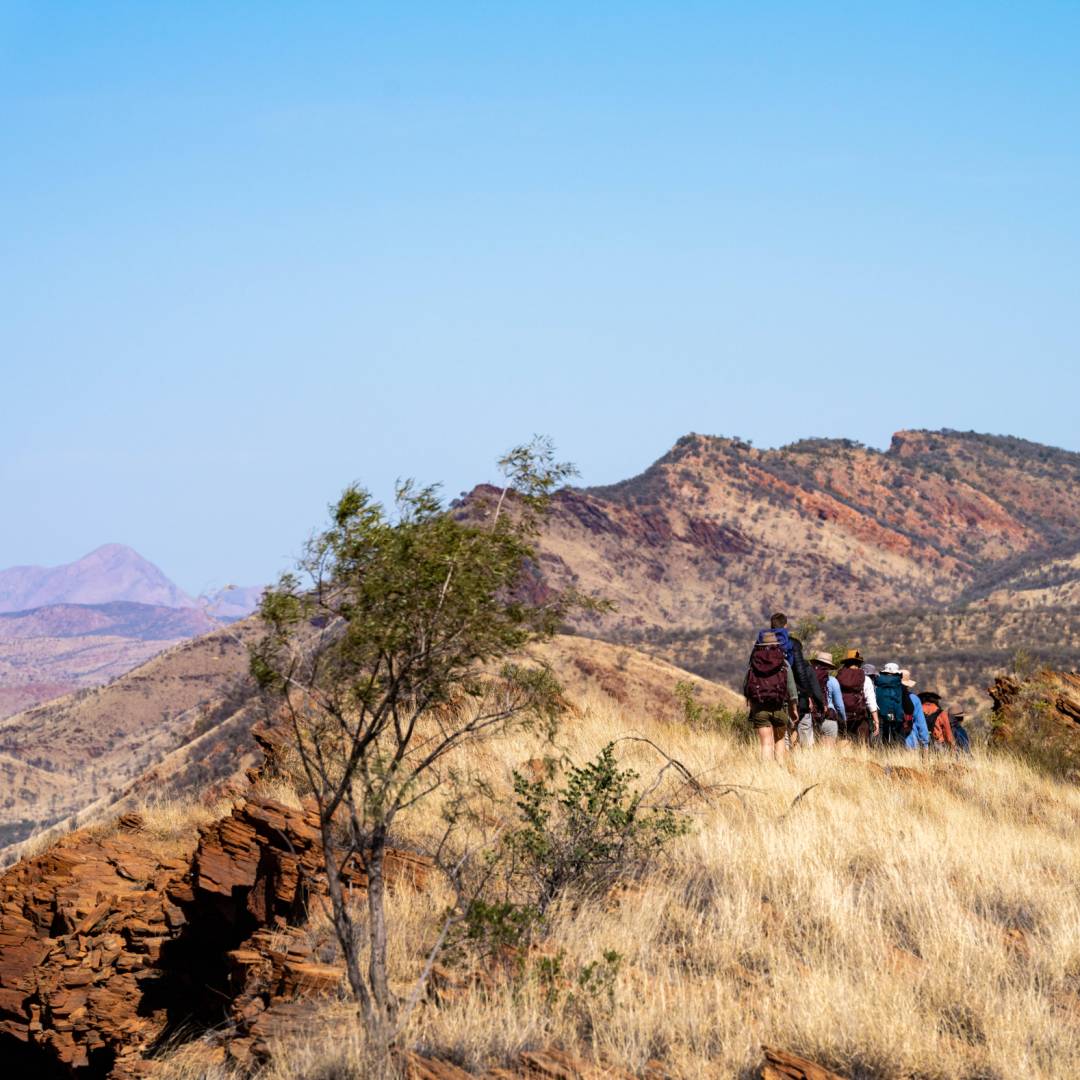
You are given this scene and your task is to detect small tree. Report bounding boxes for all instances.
[251,439,590,1052]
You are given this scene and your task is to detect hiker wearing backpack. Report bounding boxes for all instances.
[919,692,956,752]
[744,631,799,762]
[755,612,795,665]
[951,710,972,754]
[799,652,847,746]
[876,663,907,746]
[901,671,930,753]
[836,650,879,743]
[792,646,826,750]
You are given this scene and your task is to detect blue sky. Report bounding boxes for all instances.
[3,2,1079,592]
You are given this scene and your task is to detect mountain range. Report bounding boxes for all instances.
[0,546,262,720]
[527,429,1080,633]
[0,543,259,616]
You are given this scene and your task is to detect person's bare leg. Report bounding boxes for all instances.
[757,725,775,762]
[773,723,788,763]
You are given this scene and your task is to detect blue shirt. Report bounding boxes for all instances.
[824,674,847,723]
[904,693,930,749]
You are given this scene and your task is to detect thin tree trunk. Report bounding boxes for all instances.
[366,832,395,1041]
[321,816,376,1033]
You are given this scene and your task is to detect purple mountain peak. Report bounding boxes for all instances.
[0,546,196,613]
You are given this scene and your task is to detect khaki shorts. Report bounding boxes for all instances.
[749,706,789,730]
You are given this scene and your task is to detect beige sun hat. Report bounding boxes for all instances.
[901,669,917,689]
[812,652,837,668]
[881,662,901,675]
[759,632,780,645]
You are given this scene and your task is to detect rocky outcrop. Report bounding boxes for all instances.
[0,796,428,1077]
[0,814,191,1076]
[989,670,1080,780]
[761,1046,848,1080]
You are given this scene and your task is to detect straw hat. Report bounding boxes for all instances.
[881,662,901,675]
[812,652,837,668]
[902,673,917,689]
[759,632,780,645]
[842,649,863,663]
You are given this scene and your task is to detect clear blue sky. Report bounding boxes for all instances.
[3,2,1079,593]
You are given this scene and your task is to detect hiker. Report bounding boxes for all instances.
[836,650,879,742]
[744,631,799,762]
[876,663,907,746]
[799,652,846,746]
[791,644,826,751]
[901,671,930,753]
[756,614,823,749]
[919,692,956,752]
[951,710,972,755]
[756,612,795,666]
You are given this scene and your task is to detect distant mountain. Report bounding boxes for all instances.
[0,547,263,722]
[200,584,265,621]
[0,544,195,613]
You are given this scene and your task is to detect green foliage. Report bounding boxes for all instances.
[458,898,540,960]
[249,438,600,1044]
[532,947,623,1013]
[506,743,690,916]
[794,614,824,647]
[1010,647,1036,678]
[674,680,743,736]
[251,438,588,821]
[829,641,852,669]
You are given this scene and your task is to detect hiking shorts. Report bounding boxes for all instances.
[797,713,838,746]
[749,706,789,730]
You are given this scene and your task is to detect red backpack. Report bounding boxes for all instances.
[810,666,830,718]
[836,665,868,722]
[744,644,788,709]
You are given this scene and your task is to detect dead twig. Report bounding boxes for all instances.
[780,783,820,821]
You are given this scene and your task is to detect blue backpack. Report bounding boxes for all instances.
[876,673,904,726]
[756,626,794,666]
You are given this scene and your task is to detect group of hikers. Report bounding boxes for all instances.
[743,613,972,762]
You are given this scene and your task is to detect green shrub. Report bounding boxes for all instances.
[505,743,690,917]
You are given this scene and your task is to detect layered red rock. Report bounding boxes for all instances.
[0,795,429,1077]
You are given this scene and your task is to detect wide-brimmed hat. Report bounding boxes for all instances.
[902,675,917,689]
[919,690,942,703]
[758,632,779,645]
[882,662,901,675]
[842,649,863,663]
[951,710,966,721]
[862,663,879,677]
[812,652,836,668]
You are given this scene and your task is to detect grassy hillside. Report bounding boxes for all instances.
[148,687,1080,1080]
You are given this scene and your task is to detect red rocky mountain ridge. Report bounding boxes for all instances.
[505,429,1080,635]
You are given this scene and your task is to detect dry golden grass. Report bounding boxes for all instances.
[246,690,1080,1080]
[6,791,238,866]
